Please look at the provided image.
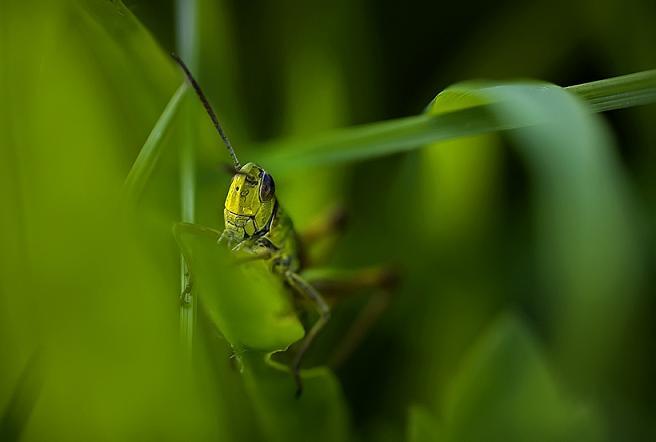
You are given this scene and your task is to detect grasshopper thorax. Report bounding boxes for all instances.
[223,162,277,243]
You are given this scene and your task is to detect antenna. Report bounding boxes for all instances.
[171,53,241,170]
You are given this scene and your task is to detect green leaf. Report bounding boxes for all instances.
[173,223,304,350]
[173,223,349,442]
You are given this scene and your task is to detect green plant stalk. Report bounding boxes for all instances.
[176,0,199,355]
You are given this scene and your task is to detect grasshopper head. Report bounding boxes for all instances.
[223,162,276,243]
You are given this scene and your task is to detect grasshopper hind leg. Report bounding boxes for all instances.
[284,271,331,398]
[303,266,399,368]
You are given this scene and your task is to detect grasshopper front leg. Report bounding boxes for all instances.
[284,271,330,398]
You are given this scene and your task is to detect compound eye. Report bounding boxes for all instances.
[259,172,275,201]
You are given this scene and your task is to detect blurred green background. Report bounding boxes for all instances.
[1,0,655,441]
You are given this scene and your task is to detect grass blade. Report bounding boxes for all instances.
[565,69,656,112]
[123,82,187,200]
[176,0,199,355]
[259,106,532,174]
[441,82,641,390]
[258,70,656,174]
[129,71,656,180]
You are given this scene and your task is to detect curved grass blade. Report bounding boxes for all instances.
[123,82,187,200]
[127,71,656,183]
[259,105,531,174]
[257,70,656,174]
[430,81,641,391]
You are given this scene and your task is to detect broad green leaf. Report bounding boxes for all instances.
[174,223,349,442]
[174,223,304,350]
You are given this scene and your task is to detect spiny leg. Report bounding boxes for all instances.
[285,271,330,398]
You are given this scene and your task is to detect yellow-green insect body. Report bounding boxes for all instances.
[219,161,321,397]
[173,54,392,397]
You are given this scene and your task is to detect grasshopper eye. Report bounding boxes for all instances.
[259,172,275,202]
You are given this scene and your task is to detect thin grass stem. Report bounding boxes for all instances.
[176,0,199,356]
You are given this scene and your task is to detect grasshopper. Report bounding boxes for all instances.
[172,55,395,397]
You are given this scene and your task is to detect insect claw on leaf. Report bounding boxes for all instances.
[180,280,193,305]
